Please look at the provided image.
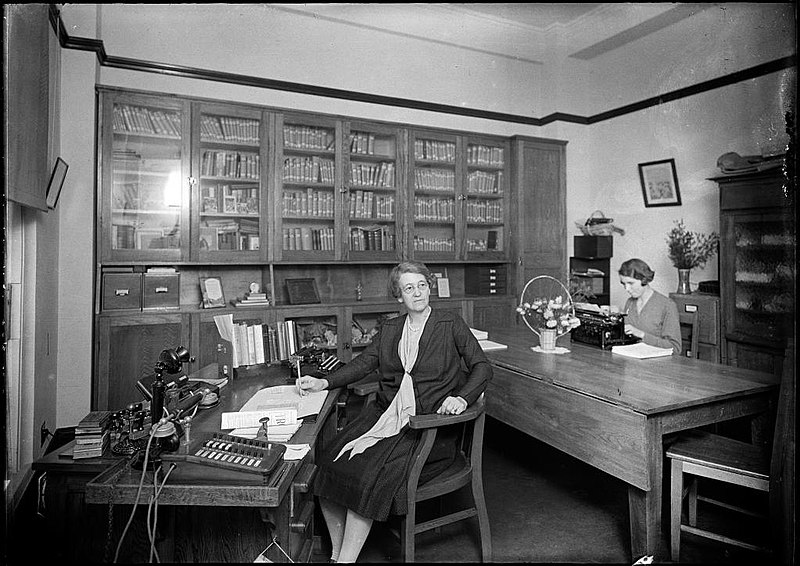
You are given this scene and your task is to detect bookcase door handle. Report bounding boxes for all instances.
[115,289,130,296]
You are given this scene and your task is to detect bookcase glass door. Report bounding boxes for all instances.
[196,106,265,260]
[345,124,400,260]
[465,140,507,259]
[729,211,795,341]
[279,116,339,260]
[410,132,459,261]
[108,97,188,260]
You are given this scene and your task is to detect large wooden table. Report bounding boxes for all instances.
[482,327,778,560]
[36,364,339,563]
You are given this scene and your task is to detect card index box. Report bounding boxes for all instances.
[143,273,180,310]
[102,273,142,311]
[465,265,507,296]
[574,235,613,258]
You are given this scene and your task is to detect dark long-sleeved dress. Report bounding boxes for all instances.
[623,290,682,354]
[312,308,492,521]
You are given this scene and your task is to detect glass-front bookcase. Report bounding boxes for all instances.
[278,114,340,261]
[345,122,403,260]
[465,138,508,259]
[101,92,190,261]
[409,131,460,261]
[194,103,267,261]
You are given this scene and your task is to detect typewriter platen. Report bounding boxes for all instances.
[571,308,641,349]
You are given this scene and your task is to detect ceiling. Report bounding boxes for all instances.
[271,3,714,64]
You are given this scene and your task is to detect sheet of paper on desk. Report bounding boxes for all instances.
[470,327,489,340]
[479,339,507,351]
[229,421,303,441]
[239,385,328,419]
[222,409,298,429]
[611,343,673,359]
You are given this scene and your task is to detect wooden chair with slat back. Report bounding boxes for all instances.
[678,310,700,359]
[666,340,795,561]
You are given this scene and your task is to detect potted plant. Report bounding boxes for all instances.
[665,219,720,294]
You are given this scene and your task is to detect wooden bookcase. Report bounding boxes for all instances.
[93,87,564,410]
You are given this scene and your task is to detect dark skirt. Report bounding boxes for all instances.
[312,400,458,522]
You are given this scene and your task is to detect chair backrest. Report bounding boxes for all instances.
[678,310,700,358]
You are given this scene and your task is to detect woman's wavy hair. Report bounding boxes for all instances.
[388,261,435,298]
[618,258,655,285]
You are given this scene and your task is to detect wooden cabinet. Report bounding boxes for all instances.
[93,87,563,410]
[712,167,794,375]
[511,136,568,303]
[669,292,723,363]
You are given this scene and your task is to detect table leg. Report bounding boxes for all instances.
[627,427,665,559]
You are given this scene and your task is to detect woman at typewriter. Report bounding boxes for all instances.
[618,258,682,354]
[296,260,492,563]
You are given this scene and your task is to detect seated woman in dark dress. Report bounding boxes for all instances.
[618,258,682,354]
[296,260,492,562]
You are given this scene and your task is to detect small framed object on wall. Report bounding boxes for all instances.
[286,278,321,305]
[200,276,226,308]
[638,158,682,207]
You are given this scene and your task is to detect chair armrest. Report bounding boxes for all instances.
[408,396,485,429]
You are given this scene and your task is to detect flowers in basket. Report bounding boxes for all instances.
[516,295,581,336]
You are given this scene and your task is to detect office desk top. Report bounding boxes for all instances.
[484,327,777,416]
[35,365,339,508]
[481,327,778,559]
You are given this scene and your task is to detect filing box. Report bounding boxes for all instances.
[574,235,613,258]
[142,273,180,310]
[465,265,507,296]
[102,273,142,311]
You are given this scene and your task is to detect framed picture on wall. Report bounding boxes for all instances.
[638,158,682,207]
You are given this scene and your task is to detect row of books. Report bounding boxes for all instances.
[73,410,112,459]
[350,226,396,251]
[349,162,395,188]
[467,170,504,194]
[283,125,335,151]
[414,168,456,192]
[413,236,456,252]
[201,150,261,180]
[349,191,395,220]
[414,140,456,163]
[466,200,503,223]
[232,291,270,308]
[283,156,335,184]
[282,227,336,251]
[414,197,456,222]
[231,320,313,367]
[467,145,505,167]
[113,104,181,138]
[201,183,259,215]
[200,115,260,144]
[467,234,502,252]
[282,189,335,218]
[348,132,394,156]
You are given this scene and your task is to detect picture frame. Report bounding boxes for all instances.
[436,277,451,298]
[46,157,69,210]
[638,158,682,207]
[286,278,321,305]
[200,276,226,308]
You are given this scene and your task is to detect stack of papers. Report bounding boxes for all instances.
[478,340,507,352]
[470,328,489,340]
[611,343,673,359]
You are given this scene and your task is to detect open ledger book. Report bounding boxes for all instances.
[611,343,673,359]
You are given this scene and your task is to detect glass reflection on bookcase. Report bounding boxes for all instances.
[111,102,183,251]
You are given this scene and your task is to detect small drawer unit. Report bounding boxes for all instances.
[465,265,507,296]
[143,272,180,310]
[102,273,142,311]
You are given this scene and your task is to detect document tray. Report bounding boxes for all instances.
[162,432,286,476]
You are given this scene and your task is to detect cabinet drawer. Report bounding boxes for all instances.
[143,273,180,309]
[102,273,142,311]
[465,265,508,295]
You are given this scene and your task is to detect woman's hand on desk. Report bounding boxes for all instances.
[624,324,645,339]
[297,375,328,396]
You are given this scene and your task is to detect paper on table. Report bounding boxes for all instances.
[470,328,489,340]
[221,408,298,429]
[283,444,311,461]
[611,343,673,359]
[479,339,507,352]
[240,385,328,419]
[229,421,303,441]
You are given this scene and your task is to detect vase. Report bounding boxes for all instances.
[677,269,692,294]
[539,328,557,351]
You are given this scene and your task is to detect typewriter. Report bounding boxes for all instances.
[571,307,641,349]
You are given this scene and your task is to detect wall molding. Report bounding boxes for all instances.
[49,4,795,127]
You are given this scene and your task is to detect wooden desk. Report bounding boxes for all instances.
[482,328,778,560]
[35,364,339,563]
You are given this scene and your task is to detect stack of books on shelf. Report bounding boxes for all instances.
[233,291,270,307]
[73,410,112,459]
